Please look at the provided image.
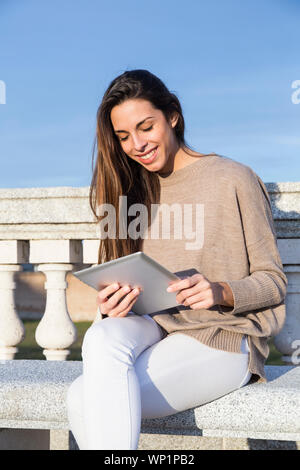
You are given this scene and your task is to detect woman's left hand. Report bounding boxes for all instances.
[166,274,233,309]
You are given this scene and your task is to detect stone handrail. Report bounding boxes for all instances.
[0,183,299,362]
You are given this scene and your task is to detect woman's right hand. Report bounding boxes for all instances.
[96,283,141,318]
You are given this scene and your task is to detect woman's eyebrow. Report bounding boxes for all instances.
[115,116,154,134]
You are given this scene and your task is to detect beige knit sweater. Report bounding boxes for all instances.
[141,154,287,383]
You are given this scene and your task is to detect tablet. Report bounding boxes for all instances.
[72,251,181,315]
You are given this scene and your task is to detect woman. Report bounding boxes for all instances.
[67,69,287,450]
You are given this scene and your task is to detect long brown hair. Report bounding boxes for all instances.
[89,69,197,264]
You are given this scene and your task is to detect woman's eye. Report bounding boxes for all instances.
[119,125,153,142]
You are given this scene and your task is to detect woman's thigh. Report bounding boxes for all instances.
[82,312,165,361]
[68,321,250,423]
[135,333,251,419]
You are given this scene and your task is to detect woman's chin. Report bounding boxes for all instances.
[141,159,164,173]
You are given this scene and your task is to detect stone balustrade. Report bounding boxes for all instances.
[0,183,299,363]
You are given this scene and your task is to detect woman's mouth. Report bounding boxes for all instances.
[136,146,158,164]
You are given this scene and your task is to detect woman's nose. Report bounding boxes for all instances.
[131,133,147,151]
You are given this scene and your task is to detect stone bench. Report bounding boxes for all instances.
[0,360,299,450]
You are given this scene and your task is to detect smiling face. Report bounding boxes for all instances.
[110,98,180,174]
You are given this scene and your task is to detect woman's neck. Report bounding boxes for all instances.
[158,145,207,177]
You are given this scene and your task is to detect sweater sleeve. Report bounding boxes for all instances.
[218,166,287,315]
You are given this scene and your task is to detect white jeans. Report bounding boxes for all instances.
[67,312,251,450]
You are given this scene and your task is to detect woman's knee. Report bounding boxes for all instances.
[82,322,107,356]
[81,317,134,358]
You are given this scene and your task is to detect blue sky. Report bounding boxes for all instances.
[0,0,299,188]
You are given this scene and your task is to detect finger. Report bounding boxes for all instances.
[97,283,120,304]
[167,275,191,286]
[188,299,213,310]
[108,288,140,317]
[108,287,141,317]
[179,292,206,306]
[175,283,204,304]
[114,295,140,318]
[100,285,133,314]
[167,274,202,292]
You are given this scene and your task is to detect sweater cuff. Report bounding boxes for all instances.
[218,279,257,315]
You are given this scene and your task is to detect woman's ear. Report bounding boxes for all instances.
[170,112,179,129]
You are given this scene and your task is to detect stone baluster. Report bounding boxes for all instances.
[0,241,28,360]
[30,240,82,361]
[82,239,100,266]
[275,240,300,365]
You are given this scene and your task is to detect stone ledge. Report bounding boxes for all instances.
[142,366,300,441]
[0,183,299,239]
[0,361,299,442]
